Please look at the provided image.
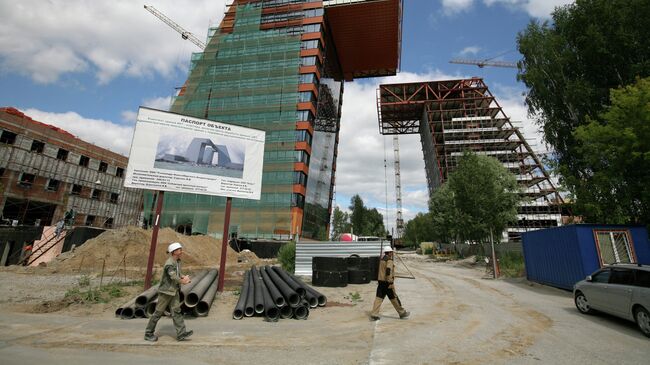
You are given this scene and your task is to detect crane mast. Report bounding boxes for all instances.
[144,5,206,50]
[393,135,404,240]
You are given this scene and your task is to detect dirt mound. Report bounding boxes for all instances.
[50,226,238,273]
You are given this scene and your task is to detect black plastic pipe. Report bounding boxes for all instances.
[135,284,159,307]
[250,266,265,314]
[260,267,286,307]
[185,269,218,307]
[118,297,137,319]
[233,270,250,319]
[179,270,208,303]
[264,265,300,307]
[260,279,279,321]
[244,269,255,317]
[134,306,146,318]
[279,304,293,319]
[271,266,306,298]
[281,271,318,307]
[196,271,219,317]
[145,298,158,317]
[288,272,327,307]
[293,299,310,320]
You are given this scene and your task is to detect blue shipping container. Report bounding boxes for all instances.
[521,224,650,290]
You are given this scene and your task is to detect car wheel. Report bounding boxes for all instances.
[574,291,593,314]
[634,306,650,338]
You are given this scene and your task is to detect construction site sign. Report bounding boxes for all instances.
[124,107,265,200]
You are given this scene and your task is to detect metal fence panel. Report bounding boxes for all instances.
[295,240,391,276]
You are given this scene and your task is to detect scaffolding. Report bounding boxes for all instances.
[377,78,564,241]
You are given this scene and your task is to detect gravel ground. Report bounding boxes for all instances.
[0,255,648,365]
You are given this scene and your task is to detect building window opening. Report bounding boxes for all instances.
[99,161,108,173]
[46,179,60,192]
[56,148,69,161]
[91,189,102,200]
[595,230,635,265]
[104,217,114,228]
[71,184,82,195]
[110,193,119,204]
[18,173,35,188]
[30,140,45,153]
[79,155,90,167]
[0,130,17,144]
[85,215,95,226]
[116,167,124,178]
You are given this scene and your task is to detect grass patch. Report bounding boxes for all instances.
[498,251,525,278]
[63,281,133,305]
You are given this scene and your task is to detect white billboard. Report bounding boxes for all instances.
[124,107,265,200]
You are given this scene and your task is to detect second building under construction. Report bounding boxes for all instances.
[377,78,565,241]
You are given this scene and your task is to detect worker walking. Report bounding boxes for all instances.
[144,242,193,342]
[370,246,410,320]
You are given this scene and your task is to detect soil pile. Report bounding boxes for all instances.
[50,226,238,273]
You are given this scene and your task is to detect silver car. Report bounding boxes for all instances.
[573,264,650,337]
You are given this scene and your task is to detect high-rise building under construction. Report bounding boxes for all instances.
[378,78,565,241]
[152,0,402,240]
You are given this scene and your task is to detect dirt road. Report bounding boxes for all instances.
[0,255,648,364]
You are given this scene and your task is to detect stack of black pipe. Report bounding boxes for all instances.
[233,265,326,321]
[116,269,219,319]
[312,256,381,287]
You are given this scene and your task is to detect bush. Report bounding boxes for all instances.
[498,251,525,278]
[277,241,296,273]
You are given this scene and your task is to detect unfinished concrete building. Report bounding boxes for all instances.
[377,78,565,241]
[0,107,143,228]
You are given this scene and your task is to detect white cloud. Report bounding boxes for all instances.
[21,108,134,156]
[459,46,481,56]
[0,1,227,84]
[440,0,574,18]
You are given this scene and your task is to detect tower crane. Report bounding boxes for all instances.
[144,5,206,50]
[449,58,517,68]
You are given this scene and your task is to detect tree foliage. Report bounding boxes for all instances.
[517,0,650,221]
[569,77,650,224]
[330,206,351,240]
[403,152,522,245]
[447,152,522,242]
[348,194,386,237]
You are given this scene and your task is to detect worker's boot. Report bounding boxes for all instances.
[144,333,158,342]
[370,297,383,321]
[177,330,193,341]
[390,298,409,319]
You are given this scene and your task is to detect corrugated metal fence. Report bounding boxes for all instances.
[295,240,391,276]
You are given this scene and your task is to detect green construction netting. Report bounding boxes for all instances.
[145,3,301,239]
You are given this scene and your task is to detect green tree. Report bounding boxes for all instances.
[347,194,386,237]
[402,212,434,247]
[447,152,522,243]
[517,0,650,216]
[569,77,650,224]
[429,183,460,244]
[331,206,351,240]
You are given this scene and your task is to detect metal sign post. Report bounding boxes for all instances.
[144,191,164,290]
[217,197,232,292]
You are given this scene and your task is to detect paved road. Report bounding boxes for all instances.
[0,257,648,364]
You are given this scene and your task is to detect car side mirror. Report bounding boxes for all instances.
[586,275,592,282]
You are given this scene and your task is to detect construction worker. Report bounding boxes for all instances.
[144,242,193,342]
[370,246,410,321]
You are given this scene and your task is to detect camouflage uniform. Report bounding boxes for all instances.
[370,254,409,320]
[144,257,188,338]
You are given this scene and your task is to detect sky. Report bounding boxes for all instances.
[0,0,574,234]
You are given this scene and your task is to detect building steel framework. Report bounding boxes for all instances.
[377,78,564,240]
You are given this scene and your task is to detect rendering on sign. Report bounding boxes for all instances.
[124,107,265,200]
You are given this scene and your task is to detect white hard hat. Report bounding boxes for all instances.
[383,246,393,253]
[167,242,183,253]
